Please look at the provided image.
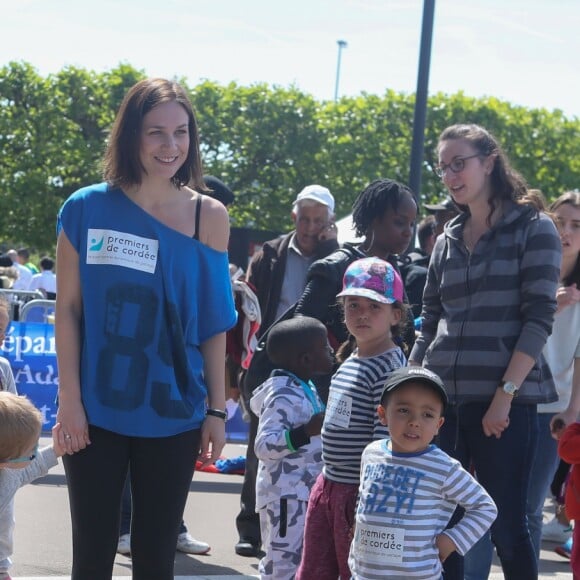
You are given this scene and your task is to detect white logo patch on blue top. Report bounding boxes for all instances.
[86,229,158,273]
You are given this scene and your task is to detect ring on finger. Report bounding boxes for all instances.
[64,434,72,440]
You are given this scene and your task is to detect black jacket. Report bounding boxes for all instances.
[247,232,338,335]
[295,244,416,354]
[398,254,428,320]
[242,233,338,401]
[295,243,366,345]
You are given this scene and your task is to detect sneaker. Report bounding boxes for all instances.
[555,536,573,559]
[176,532,211,555]
[235,540,262,558]
[542,516,573,543]
[117,533,131,555]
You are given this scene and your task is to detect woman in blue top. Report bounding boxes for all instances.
[55,78,236,580]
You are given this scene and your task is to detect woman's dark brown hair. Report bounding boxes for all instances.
[103,78,206,191]
[438,124,540,225]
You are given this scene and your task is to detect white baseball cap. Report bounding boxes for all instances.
[293,185,335,213]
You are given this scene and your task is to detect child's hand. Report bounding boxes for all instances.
[305,412,325,437]
[436,533,457,563]
[52,423,66,457]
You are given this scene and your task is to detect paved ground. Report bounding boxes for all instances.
[10,437,573,579]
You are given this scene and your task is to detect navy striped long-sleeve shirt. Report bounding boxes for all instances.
[322,347,407,484]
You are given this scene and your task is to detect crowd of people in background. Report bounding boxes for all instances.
[0,76,579,580]
[0,249,56,298]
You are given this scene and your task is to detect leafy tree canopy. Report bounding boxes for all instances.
[1,61,578,252]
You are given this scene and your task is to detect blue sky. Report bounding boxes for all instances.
[2,0,579,119]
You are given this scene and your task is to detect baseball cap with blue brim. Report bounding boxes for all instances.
[336,257,403,305]
[381,366,448,410]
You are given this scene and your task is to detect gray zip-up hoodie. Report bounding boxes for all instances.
[410,201,561,405]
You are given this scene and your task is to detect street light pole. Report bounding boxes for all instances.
[334,39,348,101]
[409,0,436,209]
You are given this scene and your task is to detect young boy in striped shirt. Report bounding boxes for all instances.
[349,367,497,579]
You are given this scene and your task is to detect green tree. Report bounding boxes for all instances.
[0,61,58,249]
[315,90,416,218]
[193,81,324,231]
[0,62,143,251]
[424,92,580,207]
[1,63,579,251]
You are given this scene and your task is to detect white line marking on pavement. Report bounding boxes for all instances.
[13,577,259,579]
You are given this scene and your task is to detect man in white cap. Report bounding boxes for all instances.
[235,184,337,557]
[247,185,337,328]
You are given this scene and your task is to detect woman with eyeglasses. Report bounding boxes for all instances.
[409,124,561,580]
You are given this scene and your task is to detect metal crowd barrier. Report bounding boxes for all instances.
[19,299,56,323]
[0,288,46,321]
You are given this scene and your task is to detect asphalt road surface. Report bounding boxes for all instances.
[10,437,573,579]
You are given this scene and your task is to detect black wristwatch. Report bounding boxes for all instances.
[206,408,228,421]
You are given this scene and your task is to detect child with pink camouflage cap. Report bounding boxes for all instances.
[296,257,409,580]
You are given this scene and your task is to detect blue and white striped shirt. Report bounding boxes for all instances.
[349,439,497,579]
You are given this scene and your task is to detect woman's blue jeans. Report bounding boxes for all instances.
[527,412,560,557]
[438,402,539,580]
[465,412,554,578]
[464,533,493,580]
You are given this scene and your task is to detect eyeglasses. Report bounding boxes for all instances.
[3,442,38,463]
[434,154,480,178]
